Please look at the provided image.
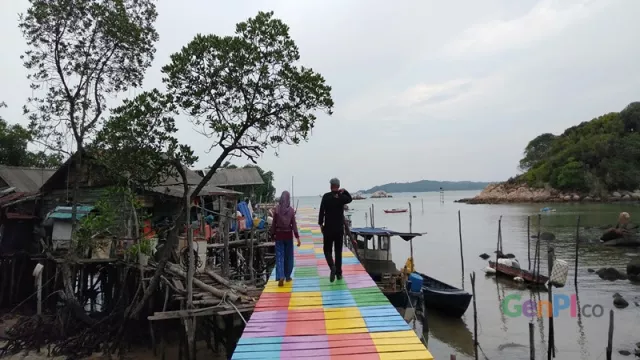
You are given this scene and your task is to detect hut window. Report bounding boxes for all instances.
[379,235,390,250]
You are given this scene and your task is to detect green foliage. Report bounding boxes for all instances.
[244,164,275,202]
[93,89,197,188]
[519,133,556,171]
[519,103,640,192]
[161,11,333,178]
[74,186,146,256]
[126,239,154,258]
[19,0,159,151]
[0,102,62,167]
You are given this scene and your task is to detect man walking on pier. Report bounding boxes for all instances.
[318,178,353,282]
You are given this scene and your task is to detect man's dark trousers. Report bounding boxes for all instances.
[323,231,343,275]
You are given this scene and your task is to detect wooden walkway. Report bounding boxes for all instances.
[232,208,434,360]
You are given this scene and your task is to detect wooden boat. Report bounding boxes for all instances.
[601,237,640,247]
[416,272,472,318]
[488,260,548,285]
[349,227,423,309]
[384,208,408,214]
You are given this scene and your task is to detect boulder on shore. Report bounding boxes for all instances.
[613,293,629,309]
[627,259,640,277]
[457,182,640,204]
[596,267,628,281]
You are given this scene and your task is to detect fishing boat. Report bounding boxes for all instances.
[384,208,408,214]
[348,227,423,308]
[488,259,549,285]
[416,273,472,318]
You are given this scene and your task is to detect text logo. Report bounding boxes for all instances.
[502,294,604,318]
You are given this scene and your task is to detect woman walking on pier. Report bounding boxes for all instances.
[270,190,301,286]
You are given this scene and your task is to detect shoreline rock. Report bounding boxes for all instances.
[455,182,640,205]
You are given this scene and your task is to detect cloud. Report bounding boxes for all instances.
[443,0,611,57]
[394,79,474,108]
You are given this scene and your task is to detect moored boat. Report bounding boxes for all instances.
[384,208,408,214]
[415,272,472,318]
[348,227,424,309]
[488,260,548,285]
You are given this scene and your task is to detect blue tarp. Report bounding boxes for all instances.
[46,205,95,221]
[230,201,253,232]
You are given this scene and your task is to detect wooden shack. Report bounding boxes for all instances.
[196,167,264,201]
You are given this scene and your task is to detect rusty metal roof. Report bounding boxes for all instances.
[152,166,242,197]
[0,165,56,193]
[202,167,265,187]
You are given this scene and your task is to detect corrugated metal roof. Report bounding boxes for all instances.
[203,167,265,187]
[0,165,56,193]
[152,167,242,197]
[46,205,95,220]
[40,152,241,198]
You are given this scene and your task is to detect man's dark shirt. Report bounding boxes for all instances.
[319,190,352,234]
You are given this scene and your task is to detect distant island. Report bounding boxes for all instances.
[459,101,640,204]
[360,180,491,194]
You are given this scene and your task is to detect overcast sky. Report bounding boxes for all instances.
[1,0,639,195]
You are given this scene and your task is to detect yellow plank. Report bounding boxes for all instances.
[314,248,324,254]
[325,318,366,330]
[324,308,361,320]
[291,291,321,298]
[289,298,322,307]
[373,337,422,346]
[379,350,434,360]
[370,330,418,339]
[376,344,429,352]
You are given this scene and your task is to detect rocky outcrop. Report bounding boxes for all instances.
[456,182,640,204]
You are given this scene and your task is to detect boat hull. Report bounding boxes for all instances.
[417,272,472,318]
[384,210,407,214]
[382,290,409,308]
[489,261,548,285]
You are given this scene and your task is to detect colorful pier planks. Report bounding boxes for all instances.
[232,208,434,360]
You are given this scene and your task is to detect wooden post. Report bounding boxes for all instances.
[606,309,614,360]
[33,263,43,315]
[527,216,531,271]
[365,212,368,227]
[574,215,580,287]
[547,245,555,360]
[458,210,465,290]
[222,208,230,277]
[408,202,414,261]
[185,191,194,310]
[249,228,255,282]
[371,204,375,227]
[421,198,424,213]
[529,322,535,360]
[470,272,478,360]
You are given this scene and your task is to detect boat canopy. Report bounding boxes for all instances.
[350,227,425,241]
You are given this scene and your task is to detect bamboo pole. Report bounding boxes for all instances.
[606,309,614,360]
[470,272,478,360]
[458,210,465,290]
[574,216,581,287]
[527,216,531,271]
[547,245,555,360]
[529,322,535,360]
[409,202,413,261]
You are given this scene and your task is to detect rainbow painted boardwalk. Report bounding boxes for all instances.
[232,208,434,360]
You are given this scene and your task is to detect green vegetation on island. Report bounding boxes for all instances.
[516,102,640,194]
[361,180,491,194]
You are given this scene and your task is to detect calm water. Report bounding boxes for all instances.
[295,190,640,360]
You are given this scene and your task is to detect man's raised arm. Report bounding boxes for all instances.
[318,195,326,228]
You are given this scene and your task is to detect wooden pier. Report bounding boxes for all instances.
[232,208,433,360]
